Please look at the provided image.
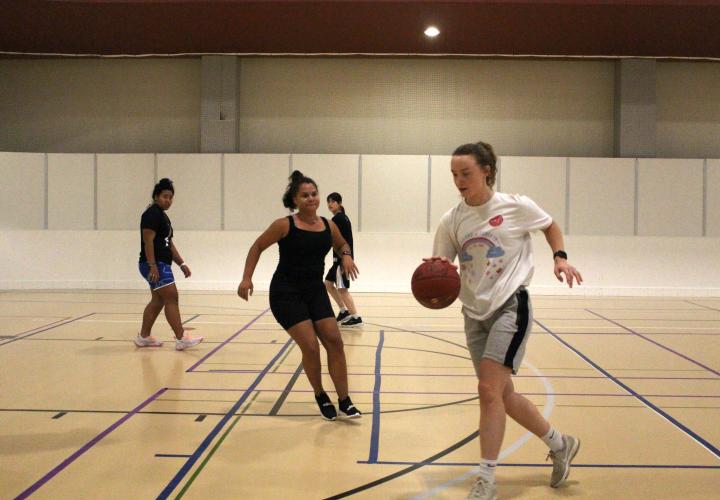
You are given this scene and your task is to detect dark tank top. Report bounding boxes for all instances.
[275,215,332,281]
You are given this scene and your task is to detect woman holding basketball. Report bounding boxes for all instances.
[237,171,362,421]
[325,192,363,327]
[136,178,203,351]
[430,142,582,499]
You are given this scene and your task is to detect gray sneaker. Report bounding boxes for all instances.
[548,435,580,487]
[467,477,497,500]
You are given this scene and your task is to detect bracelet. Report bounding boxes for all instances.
[147,262,157,267]
[341,251,352,256]
[553,250,568,260]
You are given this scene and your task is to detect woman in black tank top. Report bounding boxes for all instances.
[237,171,362,421]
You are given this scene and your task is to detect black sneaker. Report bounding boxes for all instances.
[315,392,337,421]
[340,316,363,328]
[336,310,351,323]
[338,396,362,418]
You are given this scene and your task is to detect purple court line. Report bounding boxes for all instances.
[359,460,720,469]
[14,387,167,499]
[0,313,95,347]
[586,309,720,377]
[185,307,270,373]
[5,317,69,336]
[202,369,719,381]
[167,386,720,398]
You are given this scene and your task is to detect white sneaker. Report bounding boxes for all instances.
[467,477,497,500]
[548,435,580,487]
[175,335,203,351]
[134,334,163,347]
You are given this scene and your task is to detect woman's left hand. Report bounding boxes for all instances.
[180,263,191,278]
[341,255,359,280]
[554,260,582,288]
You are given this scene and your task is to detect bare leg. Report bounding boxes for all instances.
[476,359,512,460]
[156,284,184,340]
[140,289,164,337]
[338,289,358,315]
[314,317,349,399]
[324,281,345,311]
[286,320,325,395]
[503,378,551,437]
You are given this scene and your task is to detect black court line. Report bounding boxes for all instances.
[360,460,720,469]
[52,412,66,419]
[269,363,304,416]
[685,300,720,312]
[195,415,206,422]
[155,454,192,458]
[536,319,720,459]
[0,313,95,347]
[324,431,479,499]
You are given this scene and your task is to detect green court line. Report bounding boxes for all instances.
[174,391,260,499]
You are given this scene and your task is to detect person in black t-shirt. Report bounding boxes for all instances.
[324,192,363,327]
[237,171,362,420]
[135,178,203,351]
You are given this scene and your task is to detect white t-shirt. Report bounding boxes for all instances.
[433,192,552,320]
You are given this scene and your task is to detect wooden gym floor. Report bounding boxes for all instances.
[1,290,719,499]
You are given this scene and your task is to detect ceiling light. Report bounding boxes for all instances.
[424,26,440,38]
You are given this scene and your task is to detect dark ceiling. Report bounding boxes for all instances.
[2,1,720,59]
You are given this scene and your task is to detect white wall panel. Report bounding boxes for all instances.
[47,154,94,230]
[707,159,720,237]
[637,159,703,237]
[568,158,635,235]
[157,154,222,230]
[97,154,155,230]
[292,154,360,222]
[430,155,461,230]
[361,155,428,232]
[499,156,566,230]
[0,153,45,229]
[224,154,289,230]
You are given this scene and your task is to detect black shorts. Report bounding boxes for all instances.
[269,272,335,330]
[324,261,350,289]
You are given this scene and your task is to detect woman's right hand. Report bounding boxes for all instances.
[148,265,159,283]
[237,278,254,301]
[422,256,457,269]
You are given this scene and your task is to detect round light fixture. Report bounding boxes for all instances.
[424,26,440,38]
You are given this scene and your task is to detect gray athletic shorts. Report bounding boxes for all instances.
[463,287,532,375]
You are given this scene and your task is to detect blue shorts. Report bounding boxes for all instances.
[139,261,175,290]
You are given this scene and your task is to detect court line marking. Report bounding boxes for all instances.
[586,309,720,377]
[185,307,270,372]
[367,330,384,463]
[14,387,167,499]
[157,338,293,499]
[536,319,720,460]
[0,313,94,347]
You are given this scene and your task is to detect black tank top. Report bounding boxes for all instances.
[275,215,332,280]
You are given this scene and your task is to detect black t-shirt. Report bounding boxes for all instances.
[139,204,173,264]
[332,212,353,260]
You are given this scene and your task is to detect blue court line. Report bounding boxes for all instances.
[535,319,720,459]
[358,460,720,469]
[185,308,269,372]
[586,309,720,377]
[155,454,192,458]
[0,313,95,348]
[157,338,293,499]
[367,330,385,464]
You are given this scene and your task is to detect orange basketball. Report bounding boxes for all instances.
[411,259,461,309]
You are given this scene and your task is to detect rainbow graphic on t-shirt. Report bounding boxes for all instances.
[459,236,505,262]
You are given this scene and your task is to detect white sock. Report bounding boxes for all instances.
[340,308,348,313]
[542,426,564,452]
[478,459,497,483]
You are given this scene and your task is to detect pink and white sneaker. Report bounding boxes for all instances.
[175,335,203,351]
[134,334,163,347]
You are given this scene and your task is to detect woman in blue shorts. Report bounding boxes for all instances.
[238,171,362,421]
[136,178,203,351]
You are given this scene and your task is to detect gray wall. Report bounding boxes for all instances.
[1,58,719,158]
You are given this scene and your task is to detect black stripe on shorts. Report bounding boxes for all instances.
[504,288,529,369]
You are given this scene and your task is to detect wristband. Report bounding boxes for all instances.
[342,251,352,256]
[148,262,157,267]
[553,250,568,260]
[179,262,188,268]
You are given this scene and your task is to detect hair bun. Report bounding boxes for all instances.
[289,170,304,182]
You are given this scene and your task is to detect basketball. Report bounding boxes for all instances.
[411,259,461,309]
